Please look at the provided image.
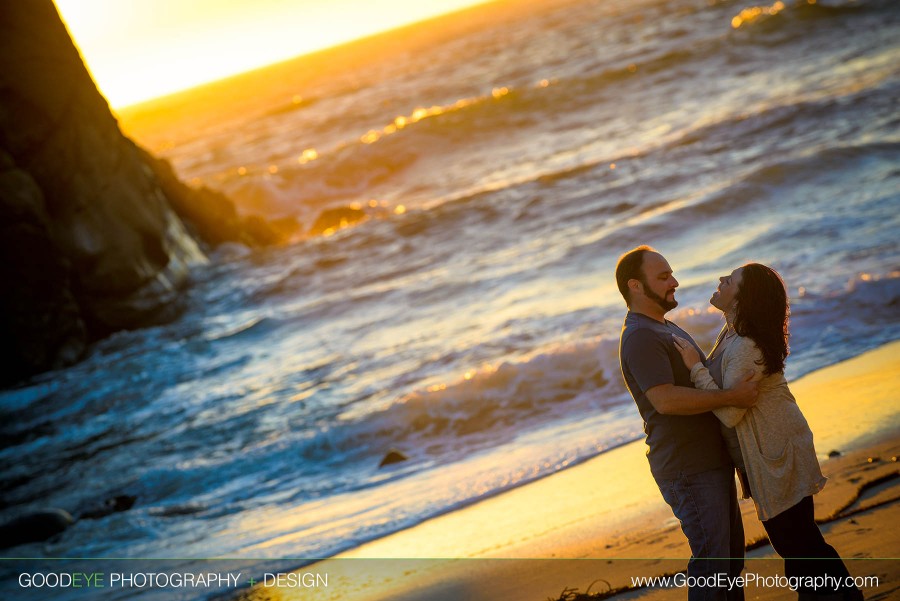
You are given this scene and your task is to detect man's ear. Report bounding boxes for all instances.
[628,278,643,296]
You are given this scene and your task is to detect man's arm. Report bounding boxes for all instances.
[646,373,758,415]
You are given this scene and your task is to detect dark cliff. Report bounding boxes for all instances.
[0,1,287,385]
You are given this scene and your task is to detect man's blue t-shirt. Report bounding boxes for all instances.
[619,311,730,480]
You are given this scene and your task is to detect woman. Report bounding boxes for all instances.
[672,263,862,601]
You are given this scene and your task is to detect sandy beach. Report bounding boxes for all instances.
[231,340,900,601]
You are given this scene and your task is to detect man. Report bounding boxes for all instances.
[617,246,758,601]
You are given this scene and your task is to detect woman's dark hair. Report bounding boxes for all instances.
[733,263,790,375]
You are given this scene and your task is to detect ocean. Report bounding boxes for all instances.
[2,0,899,597]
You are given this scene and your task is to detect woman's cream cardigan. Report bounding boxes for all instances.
[690,332,827,521]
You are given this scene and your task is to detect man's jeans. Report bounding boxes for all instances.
[658,466,745,601]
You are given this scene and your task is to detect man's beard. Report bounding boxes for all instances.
[643,281,678,312]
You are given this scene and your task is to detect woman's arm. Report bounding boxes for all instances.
[688,362,748,428]
[722,337,766,389]
[671,334,719,391]
[675,335,760,428]
[716,337,767,427]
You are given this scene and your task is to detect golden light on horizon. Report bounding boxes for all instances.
[52,0,494,109]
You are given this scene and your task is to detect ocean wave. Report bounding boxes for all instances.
[0,380,60,415]
[225,75,898,252]
[786,272,900,376]
[290,311,652,441]
[595,138,897,247]
[695,140,899,214]
[287,336,624,461]
[225,88,535,206]
[261,94,321,119]
[677,64,898,151]
[202,315,285,343]
[730,0,895,34]
[211,88,898,344]
[215,44,708,214]
[251,306,729,477]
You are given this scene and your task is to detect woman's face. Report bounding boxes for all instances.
[711,267,743,313]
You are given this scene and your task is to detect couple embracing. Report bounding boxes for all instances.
[616,246,863,601]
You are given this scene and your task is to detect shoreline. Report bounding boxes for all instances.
[230,340,900,601]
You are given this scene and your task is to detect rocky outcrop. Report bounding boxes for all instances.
[0,508,74,549]
[0,1,286,385]
[0,152,86,377]
[138,146,300,249]
[378,449,409,468]
[309,206,368,235]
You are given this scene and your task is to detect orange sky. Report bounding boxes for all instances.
[53,0,494,109]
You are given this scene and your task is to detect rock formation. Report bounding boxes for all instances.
[138,146,300,249]
[378,448,409,468]
[0,1,286,385]
[308,206,368,235]
[0,508,74,549]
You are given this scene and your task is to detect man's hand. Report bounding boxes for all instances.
[647,371,759,415]
[728,371,759,408]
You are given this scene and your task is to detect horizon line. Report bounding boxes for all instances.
[110,0,505,113]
